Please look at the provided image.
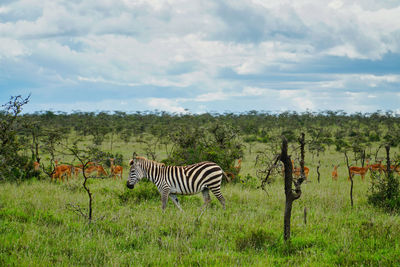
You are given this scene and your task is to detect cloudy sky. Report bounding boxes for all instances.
[1,0,400,114]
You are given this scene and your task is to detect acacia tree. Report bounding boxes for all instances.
[308,127,328,183]
[0,95,33,181]
[39,128,65,179]
[17,118,44,164]
[66,142,108,223]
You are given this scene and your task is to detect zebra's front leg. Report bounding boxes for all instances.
[169,194,183,211]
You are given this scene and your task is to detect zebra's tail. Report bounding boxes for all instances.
[222,171,232,183]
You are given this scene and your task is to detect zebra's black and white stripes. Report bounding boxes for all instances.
[126,157,226,210]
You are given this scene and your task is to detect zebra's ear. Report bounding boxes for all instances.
[132,152,137,158]
[129,159,134,166]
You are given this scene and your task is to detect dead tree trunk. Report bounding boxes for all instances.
[374,145,383,162]
[385,145,391,175]
[260,134,306,242]
[361,149,366,167]
[82,166,93,222]
[299,133,306,179]
[384,145,397,200]
[280,134,305,241]
[344,151,353,207]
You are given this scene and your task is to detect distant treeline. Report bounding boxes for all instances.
[11,109,400,144]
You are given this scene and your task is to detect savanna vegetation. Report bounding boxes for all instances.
[1,95,400,266]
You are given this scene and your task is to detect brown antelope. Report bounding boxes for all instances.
[382,164,400,175]
[74,162,95,178]
[349,163,370,181]
[367,160,384,174]
[52,160,72,182]
[292,160,309,179]
[85,163,108,177]
[74,166,82,177]
[110,158,123,179]
[332,165,338,180]
[33,161,40,171]
[235,159,242,174]
[225,158,242,181]
[52,168,63,182]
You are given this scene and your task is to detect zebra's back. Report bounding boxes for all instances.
[167,161,223,195]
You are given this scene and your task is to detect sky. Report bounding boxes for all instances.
[1,0,400,114]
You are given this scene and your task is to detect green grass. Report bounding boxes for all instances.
[1,167,400,266]
[4,137,400,266]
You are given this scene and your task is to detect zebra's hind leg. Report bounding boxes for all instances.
[198,188,211,220]
[169,194,183,211]
[201,188,211,207]
[161,190,170,211]
[209,186,226,209]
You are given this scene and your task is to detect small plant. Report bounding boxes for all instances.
[239,173,259,188]
[235,229,275,251]
[118,179,159,204]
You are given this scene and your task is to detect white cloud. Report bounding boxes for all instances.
[358,74,399,83]
[35,98,132,113]
[1,0,400,114]
[77,76,140,87]
[0,6,10,14]
[146,98,187,113]
[328,0,343,10]
[294,97,315,110]
[242,87,268,96]
[194,91,230,102]
[0,38,30,59]
[279,90,298,99]
[326,44,367,59]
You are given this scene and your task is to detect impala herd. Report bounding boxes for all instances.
[34,156,399,183]
[332,160,400,181]
[37,159,124,182]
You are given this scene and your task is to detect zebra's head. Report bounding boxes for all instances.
[126,158,145,189]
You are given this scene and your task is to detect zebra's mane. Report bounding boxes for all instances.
[135,156,166,167]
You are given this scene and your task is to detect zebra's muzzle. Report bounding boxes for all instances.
[126,181,135,189]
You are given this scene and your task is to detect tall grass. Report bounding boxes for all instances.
[3,136,400,265]
[1,162,400,266]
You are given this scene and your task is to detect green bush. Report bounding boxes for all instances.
[368,171,400,212]
[166,122,243,175]
[0,95,43,182]
[238,174,259,188]
[257,135,269,143]
[118,179,159,204]
[281,130,296,142]
[243,135,257,143]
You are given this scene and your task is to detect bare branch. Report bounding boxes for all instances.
[260,154,280,191]
[66,203,88,219]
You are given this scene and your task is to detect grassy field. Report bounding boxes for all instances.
[1,141,400,266]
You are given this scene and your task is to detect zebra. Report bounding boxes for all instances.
[126,156,226,211]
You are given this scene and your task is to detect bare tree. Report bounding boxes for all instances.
[261,133,306,242]
[344,151,354,207]
[66,143,107,223]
